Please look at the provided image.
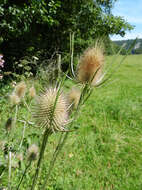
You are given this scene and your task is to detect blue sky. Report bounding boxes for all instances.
[110,0,142,41]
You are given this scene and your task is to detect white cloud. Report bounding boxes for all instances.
[110,33,142,41]
[116,15,142,24]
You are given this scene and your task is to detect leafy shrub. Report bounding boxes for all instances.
[0,0,133,81]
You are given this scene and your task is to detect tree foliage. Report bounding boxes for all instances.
[0,0,133,77]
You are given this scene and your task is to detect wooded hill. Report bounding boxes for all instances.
[114,39,142,54]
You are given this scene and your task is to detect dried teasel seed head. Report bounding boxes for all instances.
[9,93,20,105]
[16,153,23,162]
[0,140,6,151]
[29,86,36,98]
[5,117,13,132]
[77,42,104,85]
[32,87,70,133]
[15,81,26,98]
[27,144,38,161]
[68,87,81,109]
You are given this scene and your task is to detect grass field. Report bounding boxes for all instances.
[0,54,142,189]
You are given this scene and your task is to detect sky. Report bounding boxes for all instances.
[110,0,142,41]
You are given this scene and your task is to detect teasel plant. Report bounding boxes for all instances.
[3,81,36,190]
[30,36,105,190]
[0,33,136,190]
[9,81,27,131]
[30,75,71,189]
[1,77,37,189]
[40,34,137,189]
[40,37,104,190]
[7,81,27,148]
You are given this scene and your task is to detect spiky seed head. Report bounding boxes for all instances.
[29,86,36,98]
[9,93,20,105]
[16,153,23,162]
[77,43,104,85]
[15,81,26,98]
[0,140,6,151]
[5,117,13,132]
[27,144,38,161]
[32,87,69,133]
[68,87,81,109]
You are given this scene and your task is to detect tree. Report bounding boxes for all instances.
[0,0,133,75]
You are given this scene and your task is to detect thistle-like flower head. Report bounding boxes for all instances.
[9,93,20,105]
[32,87,69,133]
[29,86,36,98]
[77,43,104,85]
[15,81,26,98]
[16,153,23,162]
[68,87,81,109]
[27,144,38,161]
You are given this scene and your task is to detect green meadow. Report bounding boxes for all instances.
[0,54,142,189]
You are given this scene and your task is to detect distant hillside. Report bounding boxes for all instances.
[114,39,142,54]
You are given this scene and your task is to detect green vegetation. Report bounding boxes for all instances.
[0,1,140,189]
[0,54,142,189]
[0,0,133,79]
[114,39,142,54]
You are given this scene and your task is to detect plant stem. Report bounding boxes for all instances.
[23,98,31,112]
[16,160,31,190]
[42,132,68,189]
[42,83,91,188]
[57,54,61,78]
[30,129,50,190]
[8,151,12,190]
[11,105,18,140]
[18,121,26,150]
[70,32,75,77]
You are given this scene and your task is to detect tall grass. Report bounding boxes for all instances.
[0,52,142,189]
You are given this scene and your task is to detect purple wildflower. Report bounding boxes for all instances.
[0,54,4,68]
